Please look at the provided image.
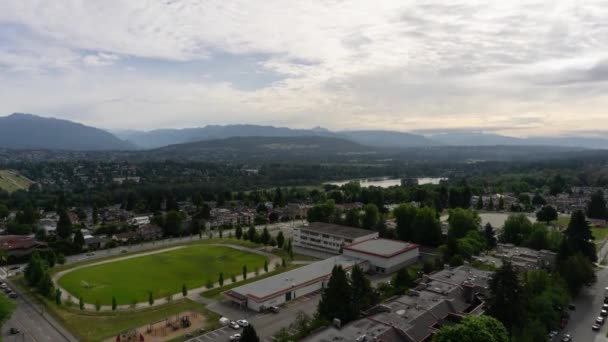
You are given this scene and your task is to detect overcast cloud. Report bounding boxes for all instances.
[0,0,607,136]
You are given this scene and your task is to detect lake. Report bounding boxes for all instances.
[327,177,447,188]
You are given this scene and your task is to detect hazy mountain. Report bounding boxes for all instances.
[115,124,335,149]
[142,136,376,162]
[428,131,608,149]
[339,130,435,148]
[0,113,135,151]
[118,124,434,149]
[429,132,524,146]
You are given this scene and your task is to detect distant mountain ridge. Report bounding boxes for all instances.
[0,113,134,151]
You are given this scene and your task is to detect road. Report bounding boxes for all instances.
[2,280,77,342]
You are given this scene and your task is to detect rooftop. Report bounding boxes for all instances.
[344,238,418,258]
[301,222,378,239]
[225,255,362,302]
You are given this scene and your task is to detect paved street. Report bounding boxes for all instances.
[560,265,608,341]
[2,280,77,342]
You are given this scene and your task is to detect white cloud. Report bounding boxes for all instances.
[0,0,607,134]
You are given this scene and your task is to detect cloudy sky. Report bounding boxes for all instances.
[1,1,607,136]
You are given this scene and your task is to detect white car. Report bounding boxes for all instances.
[237,319,249,327]
[229,321,240,330]
[229,334,241,341]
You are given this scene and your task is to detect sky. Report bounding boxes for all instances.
[0,1,607,136]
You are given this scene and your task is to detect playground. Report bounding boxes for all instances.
[58,245,267,305]
[103,311,206,342]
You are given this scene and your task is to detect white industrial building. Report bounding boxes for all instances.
[293,222,379,254]
[343,238,419,274]
[224,255,368,312]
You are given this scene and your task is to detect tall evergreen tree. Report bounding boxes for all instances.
[276,231,285,248]
[587,190,607,219]
[563,210,596,262]
[350,265,378,313]
[317,265,356,323]
[73,229,85,250]
[476,197,484,210]
[235,226,243,240]
[486,262,524,332]
[241,324,260,342]
[56,209,72,239]
[484,223,497,249]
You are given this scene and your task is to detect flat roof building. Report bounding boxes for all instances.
[294,222,378,254]
[224,255,368,312]
[343,238,419,274]
[303,265,492,342]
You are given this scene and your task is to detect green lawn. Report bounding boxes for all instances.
[59,245,266,305]
[0,170,32,192]
[593,227,608,243]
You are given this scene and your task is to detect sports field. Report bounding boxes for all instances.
[0,170,33,193]
[58,245,266,305]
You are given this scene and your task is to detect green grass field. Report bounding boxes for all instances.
[59,245,266,305]
[0,170,33,192]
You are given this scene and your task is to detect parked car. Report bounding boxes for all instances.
[603,304,608,311]
[568,304,576,311]
[548,330,558,339]
[237,320,249,327]
[9,328,21,335]
[601,310,608,317]
[596,317,605,325]
[8,292,18,299]
[268,305,280,313]
[561,334,572,342]
[219,317,231,326]
[229,321,240,330]
[229,334,242,341]
[592,324,601,331]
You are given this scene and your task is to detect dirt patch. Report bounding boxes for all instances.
[103,311,207,342]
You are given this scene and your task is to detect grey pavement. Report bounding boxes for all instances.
[562,266,608,342]
[2,280,77,342]
[187,292,320,342]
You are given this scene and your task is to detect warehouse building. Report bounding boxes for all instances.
[293,222,378,254]
[343,238,420,274]
[224,255,368,312]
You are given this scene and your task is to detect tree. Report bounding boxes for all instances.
[95,299,101,312]
[433,315,508,342]
[536,205,558,223]
[92,206,99,225]
[112,296,117,311]
[148,292,154,306]
[243,265,247,280]
[73,228,85,250]
[475,196,484,210]
[587,190,607,219]
[392,267,413,293]
[37,272,54,297]
[307,200,336,223]
[484,223,496,249]
[235,226,243,240]
[25,252,45,286]
[189,219,201,236]
[486,262,524,331]
[241,324,260,342]
[344,209,361,228]
[563,210,596,262]
[532,193,546,207]
[264,260,268,273]
[55,289,62,306]
[361,204,380,230]
[487,197,494,211]
[497,196,505,211]
[447,208,480,240]
[276,231,285,248]
[163,210,182,237]
[79,296,84,310]
[350,265,378,313]
[261,227,271,245]
[317,265,356,323]
[501,214,533,245]
[394,204,417,241]
[219,273,224,286]
[0,204,9,219]
[56,209,72,239]
[559,253,596,295]
[57,253,66,265]
[411,207,442,246]
[247,226,257,242]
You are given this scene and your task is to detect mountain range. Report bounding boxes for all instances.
[0,113,134,150]
[1,113,607,151]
